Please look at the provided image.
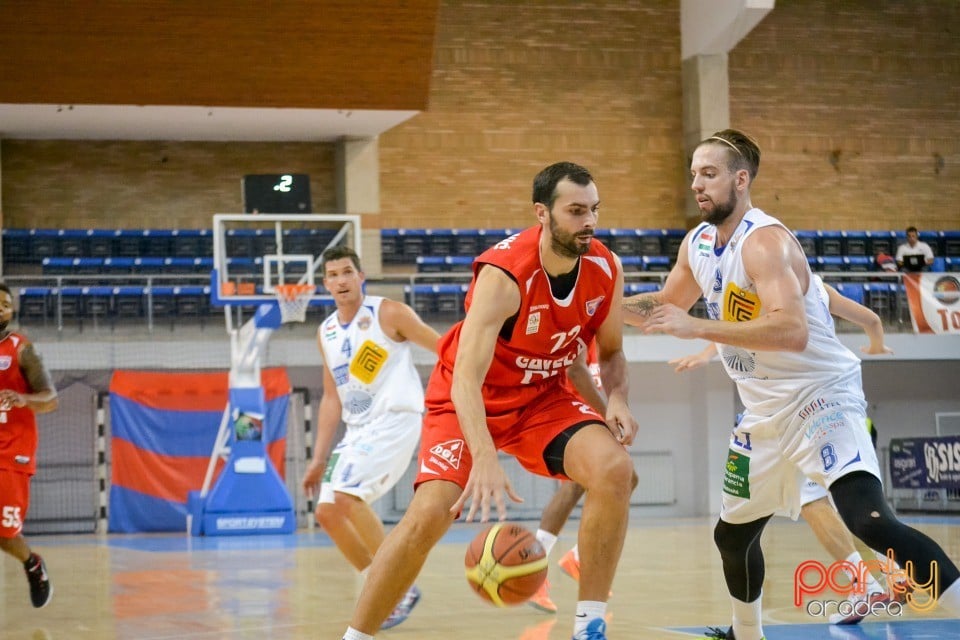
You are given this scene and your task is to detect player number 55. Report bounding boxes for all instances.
[1,505,22,529]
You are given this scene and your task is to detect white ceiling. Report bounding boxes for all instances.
[0,104,421,142]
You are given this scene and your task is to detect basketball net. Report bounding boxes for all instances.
[273,283,314,324]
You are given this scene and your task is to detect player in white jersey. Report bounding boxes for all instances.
[622,129,960,640]
[673,275,896,626]
[302,246,440,631]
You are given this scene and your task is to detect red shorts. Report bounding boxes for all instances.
[415,364,604,489]
[0,468,30,538]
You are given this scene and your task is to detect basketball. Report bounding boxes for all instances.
[464,523,548,606]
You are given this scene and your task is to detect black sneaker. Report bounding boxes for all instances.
[704,627,734,639]
[24,553,52,608]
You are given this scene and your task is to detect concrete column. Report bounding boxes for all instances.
[681,53,730,225]
[334,136,382,277]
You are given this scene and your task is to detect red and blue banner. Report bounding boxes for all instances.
[108,368,291,533]
[889,435,960,490]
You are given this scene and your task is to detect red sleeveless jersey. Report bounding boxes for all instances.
[0,332,40,474]
[436,225,617,388]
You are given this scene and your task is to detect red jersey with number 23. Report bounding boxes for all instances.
[435,225,617,389]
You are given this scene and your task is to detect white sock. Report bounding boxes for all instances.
[938,578,960,615]
[536,529,559,556]
[571,543,580,561]
[342,628,373,640]
[730,594,764,640]
[843,552,884,595]
[573,601,606,635]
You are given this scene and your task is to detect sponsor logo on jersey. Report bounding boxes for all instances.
[349,340,388,384]
[723,284,761,322]
[712,269,723,293]
[516,351,580,384]
[332,364,350,386]
[721,347,756,374]
[357,315,372,331]
[427,439,464,471]
[585,295,605,316]
[526,312,541,335]
[0,356,11,371]
[14,455,30,465]
[797,397,841,421]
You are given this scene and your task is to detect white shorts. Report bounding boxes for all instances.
[319,410,421,505]
[720,386,880,525]
[799,477,829,507]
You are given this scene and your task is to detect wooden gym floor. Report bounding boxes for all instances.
[2,514,959,639]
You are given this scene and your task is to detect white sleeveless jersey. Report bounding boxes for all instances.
[686,208,863,418]
[318,296,425,427]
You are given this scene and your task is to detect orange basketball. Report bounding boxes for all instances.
[464,523,548,606]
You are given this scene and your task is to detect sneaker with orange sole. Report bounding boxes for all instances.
[528,578,557,614]
[558,549,580,582]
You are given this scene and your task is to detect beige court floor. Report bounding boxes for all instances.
[2,515,959,640]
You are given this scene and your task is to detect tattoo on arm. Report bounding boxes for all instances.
[623,294,660,318]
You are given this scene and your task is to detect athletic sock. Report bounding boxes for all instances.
[573,601,607,635]
[342,627,373,640]
[731,593,764,640]
[844,552,884,595]
[536,529,559,556]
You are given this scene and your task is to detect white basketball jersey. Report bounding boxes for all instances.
[318,296,425,426]
[686,208,863,418]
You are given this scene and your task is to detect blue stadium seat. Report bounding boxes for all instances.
[795,230,818,257]
[619,256,642,272]
[834,282,865,305]
[608,229,638,255]
[818,230,843,256]
[453,229,481,257]
[403,284,467,317]
[843,256,873,272]
[115,229,145,257]
[842,231,869,256]
[624,283,661,295]
[637,229,665,256]
[866,230,896,258]
[641,256,671,272]
[943,231,960,257]
[815,256,845,272]
[2,229,31,263]
[932,257,946,272]
[17,287,51,324]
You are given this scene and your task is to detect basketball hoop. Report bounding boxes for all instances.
[273,283,315,324]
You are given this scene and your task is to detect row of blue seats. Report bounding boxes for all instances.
[2,228,336,262]
[17,285,215,326]
[39,256,270,275]
[794,230,960,259]
[402,282,663,315]
[810,256,960,272]
[383,228,687,262]
[414,255,675,273]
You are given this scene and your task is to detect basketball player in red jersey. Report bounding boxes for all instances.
[340,162,638,640]
[0,282,58,608]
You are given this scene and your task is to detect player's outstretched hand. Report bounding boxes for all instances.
[641,303,700,339]
[452,454,523,523]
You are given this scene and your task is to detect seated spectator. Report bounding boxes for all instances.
[895,225,934,271]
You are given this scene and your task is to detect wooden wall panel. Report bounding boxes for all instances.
[0,1,438,110]
[728,0,960,231]
[1,1,958,234]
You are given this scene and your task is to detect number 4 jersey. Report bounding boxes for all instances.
[318,296,425,427]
